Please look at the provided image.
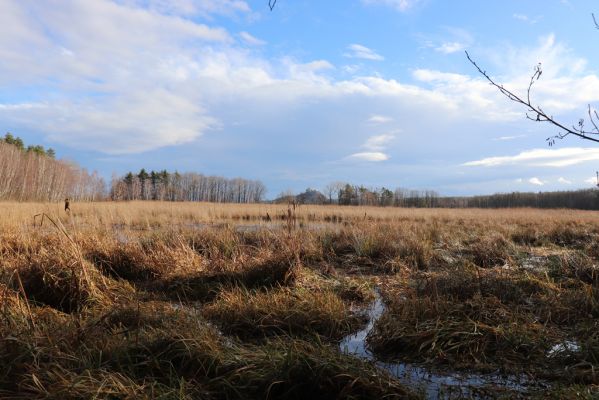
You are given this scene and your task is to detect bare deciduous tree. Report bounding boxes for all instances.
[0,140,105,202]
[110,170,266,203]
[466,14,599,146]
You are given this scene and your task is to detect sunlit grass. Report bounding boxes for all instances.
[2,201,599,398]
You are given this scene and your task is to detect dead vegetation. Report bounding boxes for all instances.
[2,202,599,398]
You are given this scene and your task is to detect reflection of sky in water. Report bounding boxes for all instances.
[339,288,546,399]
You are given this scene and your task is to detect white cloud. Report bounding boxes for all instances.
[239,31,266,46]
[463,148,599,168]
[345,44,384,61]
[529,177,545,186]
[347,152,389,161]
[558,177,572,184]
[368,115,393,124]
[513,13,542,24]
[513,13,528,21]
[120,0,252,18]
[435,41,466,54]
[2,1,599,168]
[422,27,473,55]
[364,133,395,151]
[361,0,421,12]
[344,133,395,162]
[0,1,238,153]
[492,135,526,141]
[585,176,598,185]
[342,64,361,74]
[481,34,599,113]
[412,35,599,120]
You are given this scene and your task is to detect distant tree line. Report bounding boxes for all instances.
[438,189,599,210]
[318,183,441,207]
[0,133,105,202]
[110,169,267,203]
[318,182,599,210]
[337,185,442,207]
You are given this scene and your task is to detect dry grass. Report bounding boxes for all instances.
[2,201,599,398]
[203,286,364,341]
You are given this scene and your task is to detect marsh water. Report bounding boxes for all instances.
[339,288,546,399]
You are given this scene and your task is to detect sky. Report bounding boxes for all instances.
[3,0,599,198]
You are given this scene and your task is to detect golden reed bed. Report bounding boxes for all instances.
[2,200,599,231]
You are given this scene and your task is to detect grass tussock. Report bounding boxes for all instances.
[368,295,554,369]
[7,248,115,313]
[155,250,299,302]
[203,286,364,341]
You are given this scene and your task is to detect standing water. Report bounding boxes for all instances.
[339,288,546,399]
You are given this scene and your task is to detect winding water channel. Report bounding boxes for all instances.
[339,288,546,399]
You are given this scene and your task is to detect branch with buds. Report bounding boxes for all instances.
[465,50,599,145]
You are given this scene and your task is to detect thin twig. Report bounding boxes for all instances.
[465,51,599,145]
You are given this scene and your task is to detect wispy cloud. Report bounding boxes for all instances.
[529,177,545,186]
[558,177,572,184]
[368,115,393,124]
[361,0,421,12]
[364,133,395,151]
[435,41,466,54]
[345,44,384,61]
[346,133,395,162]
[585,176,598,185]
[463,148,599,168]
[492,135,526,141]
[347,152,389,161]
[239,31,266,46]
[423,27,473,55]
[513,13,542,24]
[130,0,252,18]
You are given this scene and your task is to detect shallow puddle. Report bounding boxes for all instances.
[340,288,547,399]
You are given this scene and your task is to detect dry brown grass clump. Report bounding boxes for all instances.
[86,235,203,282]
[203,286,364,341]
[460,232,515,268]
[547,223,595,248]
[155,250,299,302]
[6,247,113,313]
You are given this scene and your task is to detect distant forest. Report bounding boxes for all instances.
[0,133,105,202]
[110,170,266,203]
[2,131,599,209]
[292,184,599,210]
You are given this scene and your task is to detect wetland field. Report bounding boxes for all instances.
[1,201,599,399]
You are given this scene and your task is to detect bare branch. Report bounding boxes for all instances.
[269,0,277,11]
[465,50,599,145]
[589,105,599,134]
[593,13,599,29]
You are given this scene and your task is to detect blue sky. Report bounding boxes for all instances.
[3,0,599,198]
